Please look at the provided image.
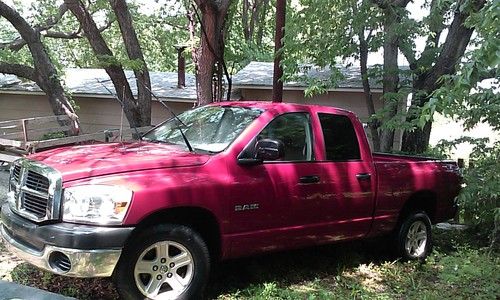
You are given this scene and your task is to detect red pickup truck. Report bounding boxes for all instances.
[1,102,460,299]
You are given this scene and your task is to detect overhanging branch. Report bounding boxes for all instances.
[0,61,36,81]
[0,2,113,51]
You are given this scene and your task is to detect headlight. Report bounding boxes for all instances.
[63,185,133,225]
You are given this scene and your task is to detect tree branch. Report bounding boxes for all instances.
[0,1,38,42]
[34,3,69,32]
[422,0,486,90]
[0,2,69,51]
[0,61,36,81]
[372,0,410,9]
[41,17,112,39]
[399,40,417,69]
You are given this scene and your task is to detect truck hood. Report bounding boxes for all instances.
[28,142,211,182]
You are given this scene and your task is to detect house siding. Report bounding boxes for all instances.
[239,88,384,121]
[0,94,194,134]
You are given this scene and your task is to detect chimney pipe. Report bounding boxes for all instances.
[175,45,187,88]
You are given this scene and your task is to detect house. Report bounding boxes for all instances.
[1,61,404,149]
[232,61,386,120]
[0,69,197,134]
[232,61,406,149]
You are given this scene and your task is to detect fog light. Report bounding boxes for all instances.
[48,251,71,273]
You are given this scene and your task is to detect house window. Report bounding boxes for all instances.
[318,113,360,161]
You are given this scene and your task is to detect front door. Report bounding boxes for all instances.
[227,112,329,255]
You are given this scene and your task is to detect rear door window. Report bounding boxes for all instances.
[318,113,360,161]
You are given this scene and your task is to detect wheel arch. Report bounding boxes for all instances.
[398,190,438,224]
[128,206,222,261]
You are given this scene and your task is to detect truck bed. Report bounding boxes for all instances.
[370,152,460,230]
[372,152,455,163]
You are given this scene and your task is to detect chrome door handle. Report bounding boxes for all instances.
[299,175,320,184]
[356,173,371,180]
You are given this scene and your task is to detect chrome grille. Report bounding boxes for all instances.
[25,171,50,194]
[22,193,48,217]
[12,165,21,182]
[9,158,62,222]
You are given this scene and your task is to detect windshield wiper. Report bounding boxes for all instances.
[138,82,194,152]
[177,123,193,152]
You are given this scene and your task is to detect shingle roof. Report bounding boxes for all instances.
[1,62,406,99]
[232,61,386,90]
[0,68,197,102]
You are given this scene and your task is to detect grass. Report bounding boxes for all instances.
[4,226,499,300]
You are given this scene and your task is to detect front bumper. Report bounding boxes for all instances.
[1,203,134,277]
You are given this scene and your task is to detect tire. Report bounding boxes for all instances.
[113,224,210,300]
[396,211,432,260]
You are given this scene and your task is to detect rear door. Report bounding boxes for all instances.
[315,112,376,239]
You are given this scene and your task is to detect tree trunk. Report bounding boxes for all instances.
[0,1,79,134]
[65,0,147,128]
[256,0,270,46]
[109,0,151,126]
[242,0,250,41]
[400,0,486,153]
[359,34,380,151]
[194,0,230,106]
[272,0,286,103]
[379,8,400,152]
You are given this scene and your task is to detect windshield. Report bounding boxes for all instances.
[143,106,263,153]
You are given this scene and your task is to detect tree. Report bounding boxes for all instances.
[192,0,232,105]
[371,0,411,152]
[0,1,79,133]
[225,0,274,70]
[283,0,387,150]
[399,0,488,153]
[285,0,489,153]
[432,0,498,244]
[63,0,151,128]
[272,0,286,102]
[242,0,271,45]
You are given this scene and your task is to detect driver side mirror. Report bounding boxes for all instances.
[255,138,284,161]
[237,138,285,166]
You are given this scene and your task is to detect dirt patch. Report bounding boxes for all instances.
[0,167,20,281]
[0,233,23,281]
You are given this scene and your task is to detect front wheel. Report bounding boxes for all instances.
[396,211,432,260]
[113,224,210,300]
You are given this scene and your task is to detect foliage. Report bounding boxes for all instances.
[283,0,382,88]
[460,141,500,233]
[5,228,498,299]
[431,0,499,131]
[41,131,66,140]
[0,0,190,72]
[225,0,275,72]
[429,0,499,245]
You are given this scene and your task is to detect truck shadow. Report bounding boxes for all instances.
[206,237,395,299]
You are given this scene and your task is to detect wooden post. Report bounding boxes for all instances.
[272,0,286,103]
[21,119,29,144]
[463,160,475,224]
[454,158,465,222]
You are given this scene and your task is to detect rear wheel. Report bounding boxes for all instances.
[396,211,432,260]
[114,224,210,300]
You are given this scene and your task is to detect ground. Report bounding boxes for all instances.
[0,168,498,299]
